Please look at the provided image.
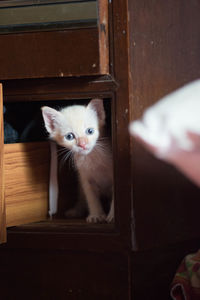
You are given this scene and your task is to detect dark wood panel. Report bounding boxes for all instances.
[132,238,200,300]
[111,0,132,241]
[128,0,200,250]
[4,227,130,252]
[129,0,200,120]
[0,249,129,300]
[2,76,117,102]
[0,28,100,79]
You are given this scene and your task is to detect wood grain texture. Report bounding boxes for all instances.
[111,0,132,243]
[5,142,50,227]
[2,76,116,102]
[0,84,6,243]
[98,0,109,74]
[128,0,200,250]
[0,28,100,80]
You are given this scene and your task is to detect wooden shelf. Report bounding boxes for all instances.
[8,218,115,233]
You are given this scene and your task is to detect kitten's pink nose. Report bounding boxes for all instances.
[77,137,88,150]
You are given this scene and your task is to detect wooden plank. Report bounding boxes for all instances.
[5,142,50,227]
[0,2,97,26]
[0,28,100,80]
[3,76,116,103]
[0,0,90,8]
[0,250,129,300]
[98,0,109,74]
[0,84,6,243]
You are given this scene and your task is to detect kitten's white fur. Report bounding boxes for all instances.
[42,99,114,223]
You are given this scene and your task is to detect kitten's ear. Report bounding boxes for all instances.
[87,99,105,126]
[41,106,63,134]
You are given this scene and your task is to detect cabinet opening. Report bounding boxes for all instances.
[4,98,114,230]
[4,101,48,144]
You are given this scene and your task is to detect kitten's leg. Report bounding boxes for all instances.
[81,178,106,223]
[106,198,114,223]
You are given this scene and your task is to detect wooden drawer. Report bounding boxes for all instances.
[0,250,129,300]
[5,142,50,227]
[0,85,6,243]
[0,0,109,79]
[0,83,50,242]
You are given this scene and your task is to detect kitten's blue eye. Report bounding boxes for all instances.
[65,132,75,141]
[85,128,94,135]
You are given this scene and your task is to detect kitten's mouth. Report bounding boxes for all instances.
[73,144,93,155]
[78,148,91,155]
[74,146,91,155]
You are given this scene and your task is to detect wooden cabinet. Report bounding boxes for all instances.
[1,0,200,299]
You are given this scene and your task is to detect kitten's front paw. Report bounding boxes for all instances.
[106,212,114,223]
[86,214,106,223]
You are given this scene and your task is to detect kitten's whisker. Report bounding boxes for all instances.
[57,148,66,153]
[59,150,74,170]
[69,153,75,170]
[57,151,68,158]
[98,137,109,141]
[63,151,73,162]
[95,142,109,152]
[57,147,68,157]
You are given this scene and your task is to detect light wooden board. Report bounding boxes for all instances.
[0,84,6,243]
[5,142,50,227]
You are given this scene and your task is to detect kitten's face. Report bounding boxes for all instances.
[42,99,105,155]
[57,105,99,155]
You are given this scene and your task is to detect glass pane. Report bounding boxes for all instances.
[0,0,97,33]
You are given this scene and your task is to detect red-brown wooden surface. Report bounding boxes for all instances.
[129,0,200,251]
[0,28,101,79]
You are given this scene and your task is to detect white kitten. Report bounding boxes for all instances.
[41,99,114,223]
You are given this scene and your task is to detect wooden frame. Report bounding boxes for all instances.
[0,84,6,243]
[1,74,132,252]
[98,0,109,74]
